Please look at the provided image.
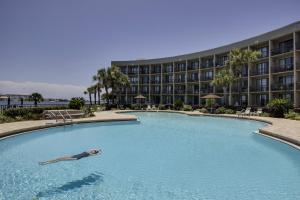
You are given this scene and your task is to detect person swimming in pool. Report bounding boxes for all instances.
[39,149,101,165]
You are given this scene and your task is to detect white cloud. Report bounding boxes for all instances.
[0,80,87,99]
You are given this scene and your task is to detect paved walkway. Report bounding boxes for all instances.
[0,111,137,138]
[0,110,300,149]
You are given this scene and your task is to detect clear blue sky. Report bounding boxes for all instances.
[0,0,300,98]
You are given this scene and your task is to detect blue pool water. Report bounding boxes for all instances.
[0,112,300,200]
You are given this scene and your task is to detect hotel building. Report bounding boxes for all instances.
[112,21,300,108]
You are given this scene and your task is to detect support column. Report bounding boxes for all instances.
[247,46,251,106]
[229,51,232,105]
[199,57,201,106]
[268,40,272,103]
[293,32,298,107]
[138,65,140,95]
[173,61,175,105]
[160,64,163,105]
[148,64,151,104]
[213,54,216,94]
[185,60,188,104]
[126,65,128,104]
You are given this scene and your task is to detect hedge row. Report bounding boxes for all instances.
[3,106,68,118]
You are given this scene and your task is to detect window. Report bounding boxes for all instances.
[257,62,268,74]
[257,78,268,91]
[259,46,269,57]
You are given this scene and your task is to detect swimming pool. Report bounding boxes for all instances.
[0,112,300,199]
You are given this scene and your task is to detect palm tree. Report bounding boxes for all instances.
[84,87,93,105]
[91,85,97,105]
[225,48,260,105]
[109,65,130,105]
[94,68,110,106]
[29,93,44,107]
[212,69,236,105]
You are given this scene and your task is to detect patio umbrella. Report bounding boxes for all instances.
[201,94,221,113]
[134,94,146,109]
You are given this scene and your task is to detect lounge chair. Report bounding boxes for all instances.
[237,107,251,117]
[146,105,151,111]
[241,107,251,117]
[252,108,263,116]
[152,105,157,111]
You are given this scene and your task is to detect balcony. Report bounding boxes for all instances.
[163,79,173,84]
[201,64,214,69]
[272,64,294,73]
[150,80,160,84]
[174,89,185,94]
[241,72,248,77]
[257,53,269,59]
[250,86,269,92]
[130,81,139,84]
[271,83,294,91]
[187,65,199,70]
[141,90,149,94]
[127,91,138,94]
[201,77,213,81]
[162,69,173,73]
[200,88,214,94]
[151,90,161,94]
[140,80,149,84]
[139,70,149,74]
[174,79,186,83]
[250,70,269,76]
[271,45,293,56]
[150,69,161,74]
[187,78,199,82]
[162,90,173,94]
[187,89,199,94]
[215,87,224,93]
[128,71,138,75]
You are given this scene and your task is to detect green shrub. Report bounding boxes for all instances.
[69,97,85,110]
[225,108,235,114]
[198,108,208,113]
[3,106,67,118]
[174,99,183,110]
[284,110,300,120]
[267,98,290,118]
[205,99,215,108]
[216,107,226,114]
[131,104,140,110]
[158,104,165,110]
[2,106,68,121]
[0,114,14,123]
[183,104,192,111]
[260,112,270,117]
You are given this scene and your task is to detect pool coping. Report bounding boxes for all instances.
[116,110,300,150]
[0,111,137,139]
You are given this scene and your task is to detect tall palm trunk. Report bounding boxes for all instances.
[104,86,109,106]
[89,93,92,105]
[97,87,101,105]
[222,86,228,106]
[94,92,96,105]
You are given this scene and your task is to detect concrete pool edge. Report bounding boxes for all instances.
[0,111,137,139]
[117,110,300,150]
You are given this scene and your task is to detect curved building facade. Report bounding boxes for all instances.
[112,21,300,108]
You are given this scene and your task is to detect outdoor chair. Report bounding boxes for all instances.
[252,108,263,116]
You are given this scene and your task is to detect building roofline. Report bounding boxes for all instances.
[112,20,300,65]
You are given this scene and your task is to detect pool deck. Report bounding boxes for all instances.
[0,110,300,149]
[0,111,137,138]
